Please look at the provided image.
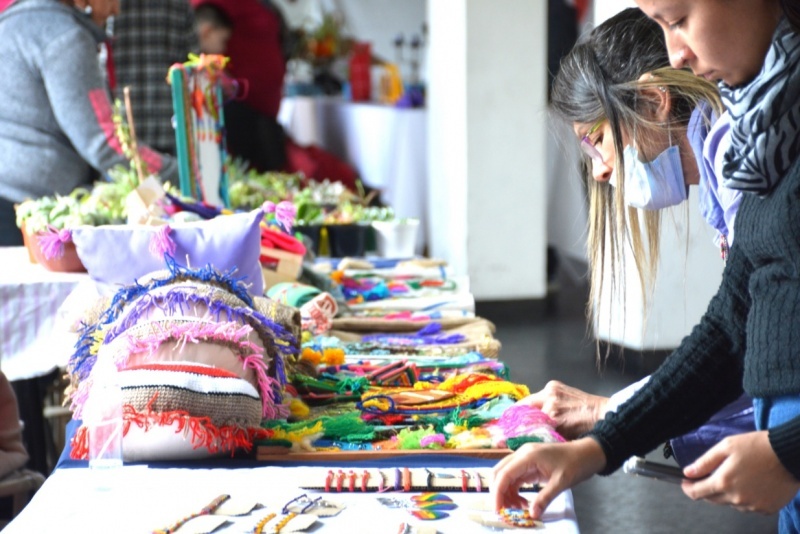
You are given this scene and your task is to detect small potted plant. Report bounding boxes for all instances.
[15,165,140,272]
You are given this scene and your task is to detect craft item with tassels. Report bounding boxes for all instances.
[66,257,299,461]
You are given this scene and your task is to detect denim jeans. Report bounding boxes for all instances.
[753,396,800,533]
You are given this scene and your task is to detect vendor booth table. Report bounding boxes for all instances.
[0,247,86,382]
[5,455,579,533]
[278,96,428,254]
[0,247,88,474]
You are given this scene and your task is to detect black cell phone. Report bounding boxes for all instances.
[623,457,686,484]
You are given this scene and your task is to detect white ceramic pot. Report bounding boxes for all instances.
[371,219,419,258]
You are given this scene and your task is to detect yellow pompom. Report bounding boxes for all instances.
[289,398,310,419]
[300,347,322,365]
[301,331,313,344]
[321,348,345,366]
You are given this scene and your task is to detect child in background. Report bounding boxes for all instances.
[194,3,232,55]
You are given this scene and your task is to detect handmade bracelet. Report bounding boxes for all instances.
[273,512,298,533]
[394,468,402,491]
[461,470,469,492]
[402,467,412,492]
[348,470,357,493]
[361,470,370,492]
[282,494,322,515]
[325,470,335,492]
[378,470,387,493]
[153,494,230,534]
[253,512,276,534]
[498,507,536,528]
[336,470,346,492]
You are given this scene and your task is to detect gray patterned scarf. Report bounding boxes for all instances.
[720,18,800,194]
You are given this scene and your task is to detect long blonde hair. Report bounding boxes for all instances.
[552,9,722,361]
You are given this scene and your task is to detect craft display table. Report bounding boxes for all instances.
[3,464,579,533]
[0,247,87,382]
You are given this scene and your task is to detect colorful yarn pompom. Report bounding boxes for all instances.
[397,427,438,450]
[288,398,310,420]
[300,347,322,365]
[321,348,345,366]
[419,433,446,449]
[149,225,176,258]
[37,226,72,260]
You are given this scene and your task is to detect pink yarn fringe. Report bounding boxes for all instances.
[242,357,287,419]
[37,227,72,260]
[120,321,281,418]
[149,225,176,258]
[275,201,296,233]
[69,393,273,460]
[492,404,566,442]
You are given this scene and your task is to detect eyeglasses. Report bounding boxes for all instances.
[580,119,605,163]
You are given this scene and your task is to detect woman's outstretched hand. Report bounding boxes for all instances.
[516,380,610,439]
[491,437,607,519]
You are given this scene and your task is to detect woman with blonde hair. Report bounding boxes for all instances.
[519,7,750,469]
[551,7,736,331]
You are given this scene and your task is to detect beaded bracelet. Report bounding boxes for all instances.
[461,470,469,492]
[348,470,357,492]
[361,470,370,492]
[273,512,298,533]
[336,470,346,492]
[394,468,402,491]
[498,507,537,528]
[378,470,387,493]
[253,512,276,534]
[473,470,483,493]
[325,470,335,492]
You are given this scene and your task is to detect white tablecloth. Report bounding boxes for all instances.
[279,96,428,253]
[4,465,579,533]
[0,247,88,381]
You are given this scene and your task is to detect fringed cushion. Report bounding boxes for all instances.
[70,362,269,462]
[66,263,300,462]
[120,362,262,428]
[70,209,265,296]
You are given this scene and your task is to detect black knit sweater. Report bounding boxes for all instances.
[589,155,800,479]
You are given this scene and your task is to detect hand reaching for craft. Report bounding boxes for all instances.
[681,431,800,514]
[516,381,609,439]
[491,437,607,519]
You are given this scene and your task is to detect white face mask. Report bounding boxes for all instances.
[609,144,688,210]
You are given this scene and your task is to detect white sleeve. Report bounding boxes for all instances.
[605,376,651,413]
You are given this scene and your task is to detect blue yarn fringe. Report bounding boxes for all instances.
[68,256,296,384]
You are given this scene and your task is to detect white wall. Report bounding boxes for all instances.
[428,0,548,300]
[278,0,549,300]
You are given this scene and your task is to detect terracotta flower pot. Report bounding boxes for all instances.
[22,225,86,273]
